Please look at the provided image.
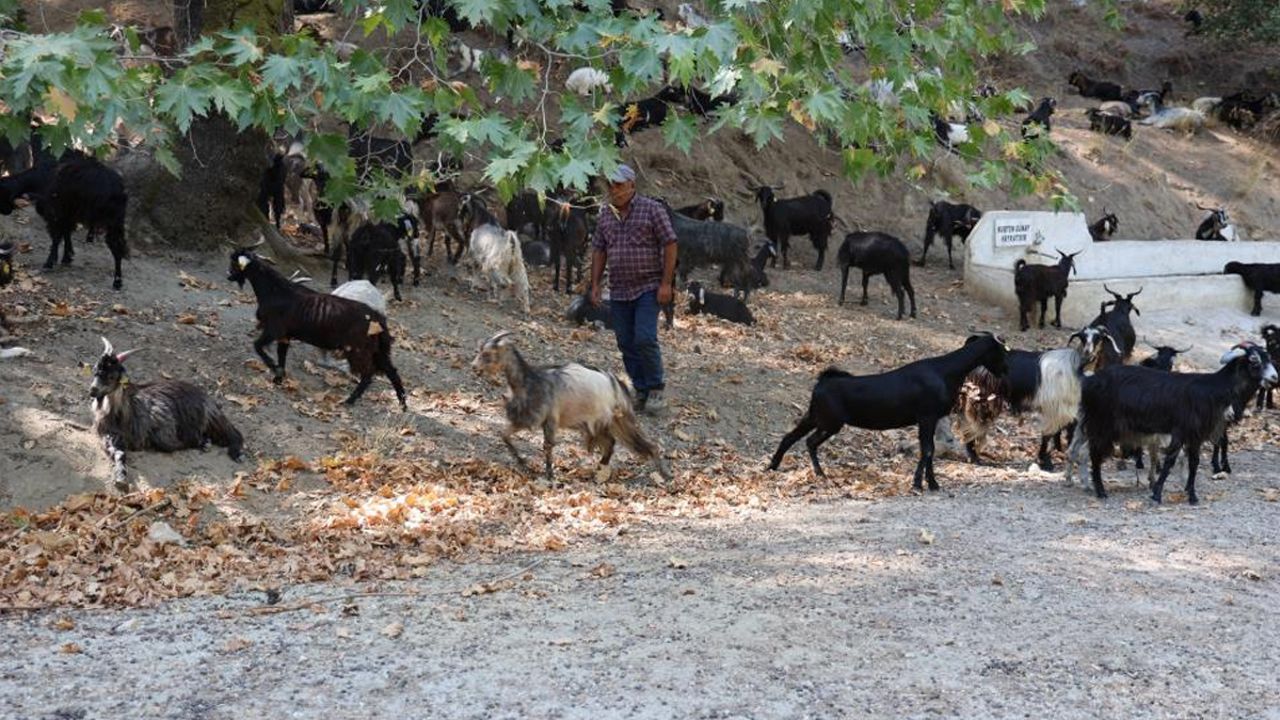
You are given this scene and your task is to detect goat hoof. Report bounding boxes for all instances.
[1188,494,1200,506]
[43,260,55,270]
[272,375,285,385]
[61,256,74,266]
[113,477,130,492]
[112,279,123,290]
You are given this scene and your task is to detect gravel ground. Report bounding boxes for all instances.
[6,451,1280,720]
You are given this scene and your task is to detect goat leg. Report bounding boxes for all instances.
[1037,434,1055,471]
[344,372,375,405]
[804,428,834,478]
[274,340,291,383]
[859,272,870,306]
[43,231,63,270]
[1038,298,1048,329]
[1150,439,1183,504]
[919,419,940,491]
[1252,290,1264,317]
[502,428,532,473]
[103,435,129,491]
[769,415,816,471]
[905,279,917,319]
[1052,293,1064,328]
[838,266,850,305]
[542,424,557,482]
[1184,443,1202,505]
[253,332,280,378]
[1088,441,1109,499]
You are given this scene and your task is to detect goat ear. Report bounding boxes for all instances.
[698,287,706,305]
[116,349,140,362]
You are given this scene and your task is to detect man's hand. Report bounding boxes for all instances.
[656,281,673,306]
[590,282,603,307]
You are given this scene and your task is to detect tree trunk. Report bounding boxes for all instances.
[119,0,311,269]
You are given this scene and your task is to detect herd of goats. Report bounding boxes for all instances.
[1,7,1280,507]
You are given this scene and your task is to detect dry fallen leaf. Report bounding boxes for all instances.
[1259,488,1280,502]
[59,642,82,654]
[222,637,252,653]
[918,529,936,545]
[588,562,616,579]
[668,557,688,570]
[52,617,76,631]
[1242,569,1263,582]
[380,621,404,639]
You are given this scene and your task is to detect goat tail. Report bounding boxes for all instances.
[1034,347,1083,435]
[606,374,672,479]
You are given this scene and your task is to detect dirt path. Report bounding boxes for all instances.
[5,451,1279,719]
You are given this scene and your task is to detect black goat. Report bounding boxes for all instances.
[1224,261,1280,316]
[347,126,413,180]
[294,0,334,11]
[686,281,754,326]
[654,84,736,116]
[1215,91,1277,130]
[918,200,981,269]
[1088,210,1119,242]
[674,197,725,222]
[1139,343,1191,372]
[505,191,544,243]
[565,292,613,329]
[227,244,407,409]
[1258,325,1280,409]
[1085,109,1133,139]
[341,215,419,301]
[837,232,916,320]
[301,164,334,254]
[89,337,244,491]
[768,333,1009,491]
[1013,250,1080,331]
[1068,70,1123,101]
[256,152,287,229]
[1078,343,1277,504]
[755,186,834,271]
[1195,206,1234,241]
[13,154,129,290]
[544,199,590,294]
[1212,342,1279,476]
[1021,97,1057,138]
[522,240,552,267]
[1088,285,1141,360]
[614,98,669,147]
[1184,9,1203,34]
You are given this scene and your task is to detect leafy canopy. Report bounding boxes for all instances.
[0,0,1065,214]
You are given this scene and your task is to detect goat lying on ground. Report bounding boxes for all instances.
[472,331,671,483]
[89,337,244,491]
[1085,109,1132,139]
[1224,261,1280,316]
[685,281,754,325]
[565,292,613,329]
[228,243,408,408]
[837,232,916,320]
[769,333,1009,492]
[1068,70,1123,101]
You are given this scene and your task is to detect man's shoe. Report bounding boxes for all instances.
[644,389,666,415]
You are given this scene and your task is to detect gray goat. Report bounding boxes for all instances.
[471,331,671,483]
[88,337,244,491]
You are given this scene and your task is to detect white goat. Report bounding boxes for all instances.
[1191,96,1222,114]
[463,226,531,314]
[565,67,612,96]
[471,331,672,483]
[677,3,710,29]
[333,279,388,315]
[1138,106,1206,134]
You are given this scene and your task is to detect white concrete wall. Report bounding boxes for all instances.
[963,210,1280,327]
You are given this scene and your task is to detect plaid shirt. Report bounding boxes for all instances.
[591,194,678,302]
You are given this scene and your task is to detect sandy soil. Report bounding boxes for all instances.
[4,454,1280,719]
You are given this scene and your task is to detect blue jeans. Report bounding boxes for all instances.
[611,290,664,394]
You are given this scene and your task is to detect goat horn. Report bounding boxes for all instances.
[1175,345,1193,353]
[116,348,141,362]
[1102,284,1123,300]
[257,254,277,265]
[247,236,267,249]
[1221,346,1247,364]
[1127,286,1143,299]
[101,336,114,356]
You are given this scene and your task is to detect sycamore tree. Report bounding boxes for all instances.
[0,0,1061,249]
[1190,0,1280,42]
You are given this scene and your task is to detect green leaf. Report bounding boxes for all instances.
[454,0,499,27]
[208,81,253,120]
[218,27,263,66]
[153,144,181,177]
[260,54,304,92]
[557,154,596,191]
[661,112,697,154]
[155,81,210,133]
[378,91,423,134]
